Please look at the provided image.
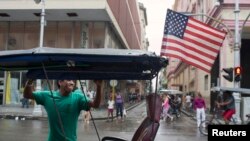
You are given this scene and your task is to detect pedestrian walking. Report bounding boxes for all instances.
[171,95,181,117]
[115,90,124,121]
[185,94,191,111]
[21,97,29,108]
[83,94,91,124]
[194,92,206,127]
[162,93,173,122]
[83,110,90,124]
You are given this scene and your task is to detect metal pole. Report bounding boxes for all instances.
[185,13,233,38]
[234,0,240,86]
[33,0,45,116]
[39,0,45,48]
[233,0,241,124]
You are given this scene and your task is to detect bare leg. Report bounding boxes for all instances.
[111,110,113,121]
[224,118,229,125]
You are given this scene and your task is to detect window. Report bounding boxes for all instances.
[81,23,89,48]
[204,75,208,90]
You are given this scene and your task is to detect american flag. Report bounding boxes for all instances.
[160,9,227,73]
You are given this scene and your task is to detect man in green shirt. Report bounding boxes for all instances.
[24,79,102,141]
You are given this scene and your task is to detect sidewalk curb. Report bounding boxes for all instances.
[0,114,47,120]
[90,101,143,121]
[181,110,194,117]
[0,102,143,121]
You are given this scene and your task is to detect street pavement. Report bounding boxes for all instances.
[0,101,211,124]
[181,108,212,121]
[0,102,208,141]
[0,102,142,121]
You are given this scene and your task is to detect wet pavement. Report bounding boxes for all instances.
[0,101,208,141]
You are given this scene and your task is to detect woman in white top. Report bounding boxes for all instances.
[107,96,115,122]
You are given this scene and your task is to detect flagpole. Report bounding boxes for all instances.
[33,0,46,117]
[184,13,233,38]
[183,13,233,88]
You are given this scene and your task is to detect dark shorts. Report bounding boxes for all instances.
[223,109,235,121]
[108,109,113,113]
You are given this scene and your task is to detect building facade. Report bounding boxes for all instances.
[0,0,148,106]
[164,0,250,113]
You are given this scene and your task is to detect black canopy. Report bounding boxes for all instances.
[0,47,168,80]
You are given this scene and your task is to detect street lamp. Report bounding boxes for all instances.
[32,0,46,116]
[34,0,46,48]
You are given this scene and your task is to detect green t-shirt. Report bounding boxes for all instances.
[33,90,90,141]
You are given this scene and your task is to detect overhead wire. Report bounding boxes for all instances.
[78,79,101,141]
[42,62,67,141]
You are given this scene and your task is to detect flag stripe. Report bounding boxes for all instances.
[162,37,217,60]
[161,35,218,71]
[185,26,224,46]
[160,9,226,73]
[189,18,226,38]
[161,38,215,67]
[161,52,210,73]
[162,45,214,65]
[163,52,211,72]
[162,36,219,55]
[183,34,220,52]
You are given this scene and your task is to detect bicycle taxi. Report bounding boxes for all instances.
[199,86,250,136]
[159,89,184,118]
[0,47,168,141]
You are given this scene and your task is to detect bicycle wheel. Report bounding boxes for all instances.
[199,120,210,136]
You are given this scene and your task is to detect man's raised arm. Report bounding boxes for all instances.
[89,80,102,108]
[23,79,35,99]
